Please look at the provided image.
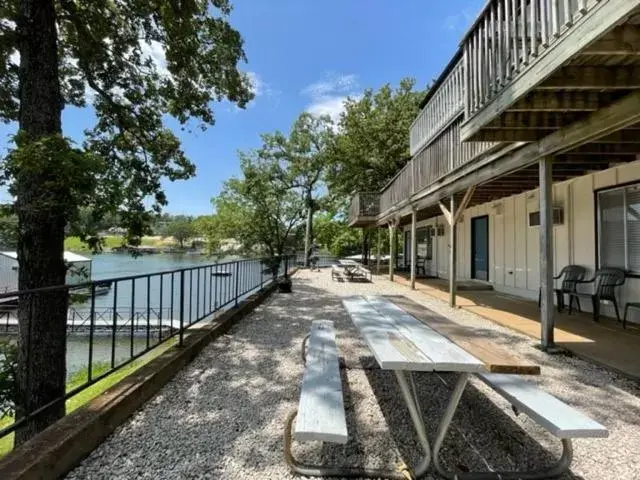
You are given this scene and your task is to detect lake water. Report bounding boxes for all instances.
[3,252,273,379]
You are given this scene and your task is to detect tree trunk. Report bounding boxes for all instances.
[14,0,68,444]
[304,191,313,267]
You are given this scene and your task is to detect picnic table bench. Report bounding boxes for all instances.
[285,296,607,479]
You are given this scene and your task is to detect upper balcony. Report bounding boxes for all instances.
[460,0,640,142]
[410,57,465,156]
[347,192,380,227]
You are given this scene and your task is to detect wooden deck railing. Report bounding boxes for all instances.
[379,163,413,215]
[409,59,465,156]
[347,192,380,224]
[462,0,601,117]
[413,118,499,192]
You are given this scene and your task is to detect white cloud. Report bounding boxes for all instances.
[140,40,169,79]
[301,72,359,123]
[226,71,278,112]
[246,71,265,97]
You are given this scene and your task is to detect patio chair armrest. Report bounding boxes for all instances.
[575,278,595,284]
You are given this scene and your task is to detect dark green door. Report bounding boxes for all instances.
[471,216,489,281]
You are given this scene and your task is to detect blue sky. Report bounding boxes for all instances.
[0,0,483,215]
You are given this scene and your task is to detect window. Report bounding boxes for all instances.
[528,208,564,227]
[597,184,640,274]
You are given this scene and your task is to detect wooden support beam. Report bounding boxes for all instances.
[388,220,398,282]
[470,129,551,142]
[453,185,476,224]
[410,210,417,289]
[376,228,382,275]
[506,91,621,112]
[484,111,586,130]
[595,129,640,144]
[580,25,640,56]
[539,156,555,349]
[539,66,640,90]
[439,202,453,226]
[449,195,457,308]
[563,143,640,155]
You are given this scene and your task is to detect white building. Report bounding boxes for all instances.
[0,251,92,294]
[348,1,640,344]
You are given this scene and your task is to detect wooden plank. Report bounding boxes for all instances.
[580,25,640,56]
[294,320,348,444]
[386,295,541,375]
[364,296,485,372]
[477,373,608,438]
[438,201,453,225]
[342,296,433,370]
[539,66,640,90]
[506,91,618,112]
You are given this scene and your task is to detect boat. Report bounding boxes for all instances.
[71,280,112,297]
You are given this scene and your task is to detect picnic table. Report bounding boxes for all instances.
[338,259,360,275]
[331,259,371,282]
[284,295,607,479]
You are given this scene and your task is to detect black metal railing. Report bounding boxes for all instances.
[0,255,294,443]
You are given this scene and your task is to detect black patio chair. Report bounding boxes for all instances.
[538,265,587,312]
[416,256,425,276]
[568,267,626,323]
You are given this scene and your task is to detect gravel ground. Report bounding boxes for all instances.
[67,269,640,480]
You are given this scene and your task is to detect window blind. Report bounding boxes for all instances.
[626,187,640,274]
[599,189,626,269]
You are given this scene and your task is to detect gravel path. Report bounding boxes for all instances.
[67,269,640,480]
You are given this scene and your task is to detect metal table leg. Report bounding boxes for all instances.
[431,373,574,479]
[394,370,432,478]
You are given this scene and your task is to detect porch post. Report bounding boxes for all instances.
[388,221,396,282]
[411,209,417,289]
[539,156,555,349]
[376,228,382,275]
[449,196,457,308]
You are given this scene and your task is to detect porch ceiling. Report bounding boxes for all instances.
[468,13,640,143]
[405,137,640,225]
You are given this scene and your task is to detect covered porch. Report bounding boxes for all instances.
[389,272,640,379]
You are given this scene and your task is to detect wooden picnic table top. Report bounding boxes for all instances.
[342,295,540,375]
[338,259,359,265]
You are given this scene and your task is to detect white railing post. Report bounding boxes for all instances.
[521,0,529,65]
[563,0,572,28]
[512,0,520,72]
[551,0,560,37]
[497,0,504,87]
[531,0,538,57]
[541,0,549,46]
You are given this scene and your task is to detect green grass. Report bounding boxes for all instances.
[64,235,167,252]
[64,235,126,252]
[0,338,176,457]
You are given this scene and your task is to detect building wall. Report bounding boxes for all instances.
[403,160,640,324]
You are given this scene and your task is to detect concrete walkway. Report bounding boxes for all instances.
[392,274,640,379]
[67,269,640,480]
